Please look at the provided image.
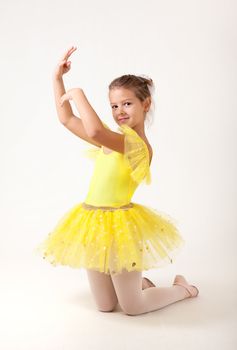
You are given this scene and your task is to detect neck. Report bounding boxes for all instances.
[133,123,147,139]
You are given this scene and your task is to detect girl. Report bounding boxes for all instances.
[36,46,199,316]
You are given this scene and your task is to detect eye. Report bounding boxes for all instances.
[111,102,131,109]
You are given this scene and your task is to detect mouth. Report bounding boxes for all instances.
[118,117,129,122]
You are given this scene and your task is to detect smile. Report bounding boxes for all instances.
[118,117,129,121]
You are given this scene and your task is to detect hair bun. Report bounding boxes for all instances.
[138,75,153,84]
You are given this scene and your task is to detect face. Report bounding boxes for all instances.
[108,88,150,128]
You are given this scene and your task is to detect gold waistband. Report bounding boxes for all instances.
[82,202,134,211]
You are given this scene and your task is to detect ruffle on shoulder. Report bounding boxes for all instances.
[118,124,151,185]
[83,121,110,160]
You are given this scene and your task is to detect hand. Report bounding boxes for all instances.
[60,88,81,106]
[53,46,77,79]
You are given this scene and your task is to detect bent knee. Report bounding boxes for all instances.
[123,309,139,316]
[97,302,117,312]
[120,303,141,316]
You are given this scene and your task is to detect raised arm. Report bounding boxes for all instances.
[55,46,125,154]
[52,46,103,147]
[52,76,73,124]
[52,46,80,125]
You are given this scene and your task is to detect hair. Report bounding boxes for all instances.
[108,74,156,127]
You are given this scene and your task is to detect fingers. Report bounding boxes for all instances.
[58,59,70,74]
[61,46,77,61]
[61,46,72,61]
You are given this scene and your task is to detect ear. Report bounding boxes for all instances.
[143,96,151,112]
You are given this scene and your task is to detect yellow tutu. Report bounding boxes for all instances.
[35,122,185,274]
[35,201,184,274]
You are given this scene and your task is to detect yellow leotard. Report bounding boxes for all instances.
[84,123,151,207]
[35,122,185,274]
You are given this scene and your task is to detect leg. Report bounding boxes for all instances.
[86,269,118,312]
[111,269,191,316]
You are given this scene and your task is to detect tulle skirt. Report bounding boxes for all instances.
[35,201,185,275]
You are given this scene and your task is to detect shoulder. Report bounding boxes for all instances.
[118,124,153,166]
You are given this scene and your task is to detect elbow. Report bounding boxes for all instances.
[59,117,70,126]
[59,118,67,125]
[87,127,103,139]
[87,130,98,139]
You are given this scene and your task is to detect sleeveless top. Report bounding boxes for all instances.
[83,122,152,207]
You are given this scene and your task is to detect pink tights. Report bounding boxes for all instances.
[86,268,189,316]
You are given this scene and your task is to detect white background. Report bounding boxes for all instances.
[0,0,236,349]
